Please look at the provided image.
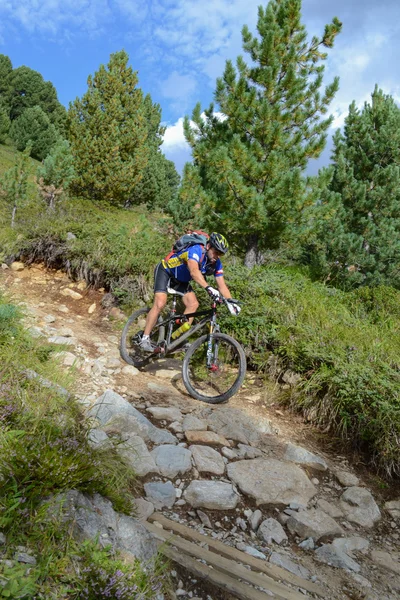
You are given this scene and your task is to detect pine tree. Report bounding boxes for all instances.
[129,94,180,208]
[0,146,31,227]
[184,0,341,266]
[0,54,12,106]
[307,87,400,289]
[0,107,10,143]
[167,163,207,232]
[9,105,60,160]
[67,51,149,206]
[7,66,66,132]
[36,140,75,210]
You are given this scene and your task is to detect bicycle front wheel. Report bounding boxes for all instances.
[182,333,246,403]
[120,307,165,368]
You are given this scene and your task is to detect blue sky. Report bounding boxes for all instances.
[1,0,400,174]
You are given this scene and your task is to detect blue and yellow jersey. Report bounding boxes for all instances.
[162,244,224,282]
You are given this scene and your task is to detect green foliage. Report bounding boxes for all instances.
[0,107,10,143]
[167,162,204,231]
[37,140,75,188]
[0,146,31,227]
[9,105,60,160]
[68,541,166,600]
[184,0,342,266]
[6,65,66,132]
[37,140,75,210]
[0,563,38,598]
[0,290,168,597]
[68,50,150,206]
[304,87,400,289]
[0,54,12,102]
[221,265,400,475]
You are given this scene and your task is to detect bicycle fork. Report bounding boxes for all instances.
[207,307,220,371]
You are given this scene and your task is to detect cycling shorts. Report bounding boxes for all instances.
[153,262,193,295]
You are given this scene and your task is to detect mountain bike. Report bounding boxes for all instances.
[120,288,246,404]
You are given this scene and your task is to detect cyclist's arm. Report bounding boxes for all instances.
[215,276,232,299]
[187,259,209,289]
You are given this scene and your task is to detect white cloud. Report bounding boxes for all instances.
[162,117,190,150]
[0,0,113,38]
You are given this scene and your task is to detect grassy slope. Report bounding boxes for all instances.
[0,291,166,598]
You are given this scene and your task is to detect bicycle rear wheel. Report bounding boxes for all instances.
[120,308,165,368]
[182,332,246,403]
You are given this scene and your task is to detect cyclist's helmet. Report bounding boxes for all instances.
[209,232,229,254]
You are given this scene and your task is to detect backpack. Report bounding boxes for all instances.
[164,230,209,264]
[172,231,209,253]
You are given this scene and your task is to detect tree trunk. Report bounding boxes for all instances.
[11,204,16,228]
[244,234,262,268]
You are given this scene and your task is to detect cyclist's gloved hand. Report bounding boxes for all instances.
[205,286,221,301]
[226,298,241,316]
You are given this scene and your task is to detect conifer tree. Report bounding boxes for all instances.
[67,51,149,206]
[184,0,341,266]
[0,54,12,106]
[0,107,10,143]
[37,140,75,210]
[129,94,180,208]
[307,87,400,288]
[7,66,66,132]
[0,146,31,227]
[167,163,207,231]
[9,105,60,160]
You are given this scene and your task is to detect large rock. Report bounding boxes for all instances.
[184,481,238,510]
[286,508,343,541]
[185,430,230,447]
[206,407,273,444]
[90,391,177,444]
[334,469,359,487]
[147,406,183,422]
[258,518,288,545]
[144,481,176,509]
[315,537,369,573]
[284,443,327,472]
[150,445,192,478]
[190,445,225,475]
[118,435,159,477]
[370,550,400,575]
[269,553,310,579]
[46,490,157,561]
[182,415,208,432]
[339,487,381,528]
[104,412,176,445]
[227,459,317,507]
[384,499,400,519]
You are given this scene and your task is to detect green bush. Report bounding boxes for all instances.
[222,265,400,476]
[0,291,167,597]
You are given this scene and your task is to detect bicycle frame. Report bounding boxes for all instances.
[155,294,220,356]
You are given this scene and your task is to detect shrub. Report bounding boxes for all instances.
[221,265,400,476]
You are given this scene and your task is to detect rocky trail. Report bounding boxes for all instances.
[1,262,400,600]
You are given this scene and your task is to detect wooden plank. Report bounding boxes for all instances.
[146,522,308,600]
[149,513,323,597]
[163,545,281,600]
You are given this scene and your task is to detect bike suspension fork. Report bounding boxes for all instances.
[206,305,219,368]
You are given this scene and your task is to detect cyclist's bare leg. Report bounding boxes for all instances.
[183,291,199,324]
[143,292,167,336]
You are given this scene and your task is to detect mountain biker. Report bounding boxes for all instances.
[140,232,240,352]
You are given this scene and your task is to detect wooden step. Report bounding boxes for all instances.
[145,518,319,600]
[149,513,324,596]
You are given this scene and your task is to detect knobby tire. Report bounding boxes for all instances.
[182,332,246,403]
